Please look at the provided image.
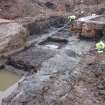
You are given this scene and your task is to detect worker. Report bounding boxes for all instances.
[96,41,105,53]
[68,15,76,22]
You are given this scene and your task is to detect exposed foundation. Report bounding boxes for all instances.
[71,15,105,40]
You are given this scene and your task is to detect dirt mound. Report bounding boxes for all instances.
[0,0,105,19]
[0,0,43,19]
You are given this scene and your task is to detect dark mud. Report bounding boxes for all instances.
[39,37,68,49]
[1,19,96,105]
[6,47,56,72]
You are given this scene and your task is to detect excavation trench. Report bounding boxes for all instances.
[5,16,69,72]
[0,17,69,101]
[0,16,95,105]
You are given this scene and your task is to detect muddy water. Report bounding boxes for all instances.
[0,70,21,91]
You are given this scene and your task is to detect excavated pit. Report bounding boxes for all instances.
[2,16,93,74]
[1,16,100,105]
[0,16,68,103]
[5,16,69,72]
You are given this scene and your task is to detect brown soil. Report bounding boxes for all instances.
[0,0,105,19]
[66,52,105,105]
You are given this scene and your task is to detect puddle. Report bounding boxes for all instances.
[39,37,68,49]
[0,70,21,91]
[45,44,59,49]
